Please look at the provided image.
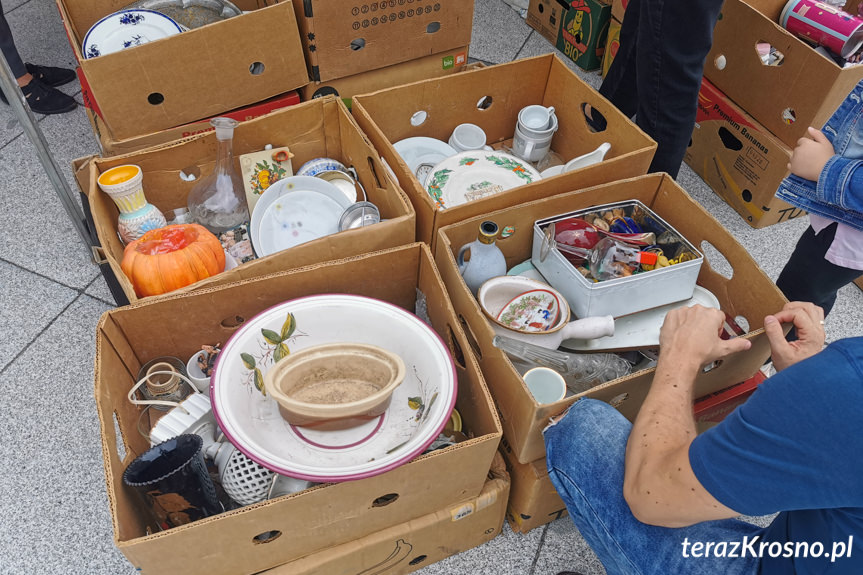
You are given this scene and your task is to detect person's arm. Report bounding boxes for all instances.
[622,306,751,527]
[790,127,863,214]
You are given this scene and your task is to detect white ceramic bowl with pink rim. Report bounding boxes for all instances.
[210,294,457,482]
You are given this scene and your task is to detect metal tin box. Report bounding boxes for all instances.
[530,200,703,318]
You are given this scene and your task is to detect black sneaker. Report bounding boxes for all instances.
[21,79,77,115]
[25,63,77,88]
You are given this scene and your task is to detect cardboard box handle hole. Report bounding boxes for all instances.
[350,38,366,51]
[782,107,796,125]
[220,315,246,329]
[410,110,428,126]
[702,359,723,373]
[147,93,164,106]
[426,21,440,33]
[476,96,493,111]
[113,411,128,461]
[447,324,467,370]
[734,316,750,333]
[252,530,282,545]
[409,555,428,566]
[179,165,202,182]
[249,62,265,75]
[457,314,482,360]
[371,493,399,507]
[699,240,734,280]
[367,156,383,189]
[581,103,607,133]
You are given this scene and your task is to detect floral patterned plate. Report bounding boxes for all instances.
[210,294,457,482]
[425,151,542,209]
[496,289,561,333]
[82,10,183,59]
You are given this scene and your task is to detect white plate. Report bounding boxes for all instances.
[393,137,458,187]
[560,286,722,352]
[210,294,457,482]
[82,10,183,59]
[425,151,542,209]
[250,176,351,257]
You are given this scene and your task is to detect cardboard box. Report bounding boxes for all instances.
[500,439,566,534]
[527,0,566,45]
[856,276,863,291]
[556,0,612,71]
[85,96,415,304]
[611,0,628,22]
[290,0,473,83]
[300,47,470,109]
[263,455,509,574]
[685,78,805,229]
[95,243,503,575]
[352,54,656,249]
[435,173,788,464]
[85,91,302,157]
[601,17,621,77]
[705,0,863,148]
[56,0,309,141]
[694,371,767,428]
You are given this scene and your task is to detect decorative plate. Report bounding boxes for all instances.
[425,151,542,209]
[496,289,561,333]
[210,294,457,482]
[561,286,722,352]
[296,157,348,177]
[393,137,458,187]
[82,10,183,59]
[250,176,351,258]
[123,0,241,30]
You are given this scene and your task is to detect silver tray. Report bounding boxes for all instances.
[123,0,242,29]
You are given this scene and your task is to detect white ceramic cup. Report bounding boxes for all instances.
[512,123,554,163]
[449,123,493,152]
[186,351,212,395]
[523,367,567,404]
[518,105,556,132]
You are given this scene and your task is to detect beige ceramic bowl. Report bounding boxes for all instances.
[263,343,406,430]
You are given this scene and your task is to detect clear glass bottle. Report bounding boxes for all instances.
[187,118,249,234]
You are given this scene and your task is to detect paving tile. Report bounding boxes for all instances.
[39,100,101,192]
[416,522,545,574]
[84,271,119,306]
[0,259,77,372]
[0,294,133,575]
[517,30,604,91]
[532,518,607,575]
[470,0,532,64]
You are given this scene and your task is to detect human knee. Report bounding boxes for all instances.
[544,398,629,454]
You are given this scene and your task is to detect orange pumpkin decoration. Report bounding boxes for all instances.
[121,224,226,297]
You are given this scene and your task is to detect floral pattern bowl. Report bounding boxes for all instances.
[495,289,562,333]
[210,294,456,482]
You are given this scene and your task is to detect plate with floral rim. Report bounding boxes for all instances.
[425,151,541,209]
[210,294,457,482]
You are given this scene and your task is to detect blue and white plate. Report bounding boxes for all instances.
[82,9,183,59]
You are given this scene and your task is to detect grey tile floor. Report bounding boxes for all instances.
[0,0,860,574]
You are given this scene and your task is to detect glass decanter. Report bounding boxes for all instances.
[187,118,250,234]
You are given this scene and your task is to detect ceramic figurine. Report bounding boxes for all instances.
[97,164,167,244]
[457,220,507,295]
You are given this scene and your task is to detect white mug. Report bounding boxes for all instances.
[518,105,556,133]
[523,367,567,404]
[449,123,493,152]
[512,123,554,163]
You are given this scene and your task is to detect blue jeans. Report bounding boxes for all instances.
[544,399,764,575]
[600,0,724,178]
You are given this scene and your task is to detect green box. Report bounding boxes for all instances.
[556,0,612,71]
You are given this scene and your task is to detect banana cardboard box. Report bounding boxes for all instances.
[555,0,612,71]
[684,78,804,229]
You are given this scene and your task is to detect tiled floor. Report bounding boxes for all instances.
[0,1,860,574]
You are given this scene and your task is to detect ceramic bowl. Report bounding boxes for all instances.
[495,288,562,333]
[263,343,406,430]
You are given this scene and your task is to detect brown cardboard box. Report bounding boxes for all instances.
[527,0,566,45]
[56,0,309,141]
[685,78,805,229]
[352,54,657,250]
[85,91,302,157]
[290,0,473,83]
[855,276,863,291]
[96,243,503,575]
[611,0,628,22]
[704,0,863,148]
[86,96,415,304]
[263,455,510,574]
[556,0,612,72]
[500,439,566,534]
[435,173,788,464]
[300,46,470,109]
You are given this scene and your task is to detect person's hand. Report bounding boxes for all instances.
[764,301,826,371]
[660,306,752,369]
[787,127,834,181]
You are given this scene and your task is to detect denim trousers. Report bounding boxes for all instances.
[776,223,863,318]
[544,399,764,575]
[600,0,724,178]
[0,0,26,78]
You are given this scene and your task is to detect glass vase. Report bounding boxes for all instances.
[187,118,250,234]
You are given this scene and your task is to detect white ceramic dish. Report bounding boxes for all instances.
[563,142,612,173]
[250,176,351,257]
[210,294,457,482]
[425,151,542,209]
[393,137,458,187]
[495,289,561,333]
[82,10,183,59]
[561,285,722,352]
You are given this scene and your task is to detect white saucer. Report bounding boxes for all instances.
[250,176,351,257]
[82,10,183,59]
[393,137,458,186]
